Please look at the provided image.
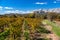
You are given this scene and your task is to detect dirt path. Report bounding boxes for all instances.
[48,33,59,40]
[21,20,25,40]
[55,21,60,26]
[42,21,59,40]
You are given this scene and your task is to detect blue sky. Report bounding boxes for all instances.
[0,0,60,14]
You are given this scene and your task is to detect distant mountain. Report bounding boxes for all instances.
[0,8,60,17]
[33,8,60,13]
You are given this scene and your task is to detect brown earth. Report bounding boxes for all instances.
[42,21,59,40]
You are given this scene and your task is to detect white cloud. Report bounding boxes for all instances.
[4,10,19,13]
[21,10,33,13]
[0,6,3,10]
[53,1,57,3]
[56,0,60,1]
[0,6,3,9]
[4,10,33,14]
[0,6,14,10]
[4,7,13,9]
[35,2,47,5]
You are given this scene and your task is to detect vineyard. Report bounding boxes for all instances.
[0,12,60,40]
[0,17,51,40]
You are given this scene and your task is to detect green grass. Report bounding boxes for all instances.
[0,30,10,40]
[43,20,60,37]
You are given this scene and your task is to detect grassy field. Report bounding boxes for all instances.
[43,20,60,37]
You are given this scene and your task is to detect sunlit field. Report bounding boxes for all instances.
[0,12,60,40]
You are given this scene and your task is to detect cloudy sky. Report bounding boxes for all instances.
[0,0,60,14]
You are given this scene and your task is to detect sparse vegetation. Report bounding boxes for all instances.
[44,20,60,37]
[0,12,60,40]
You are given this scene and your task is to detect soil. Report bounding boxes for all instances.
[42,21,59,40]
